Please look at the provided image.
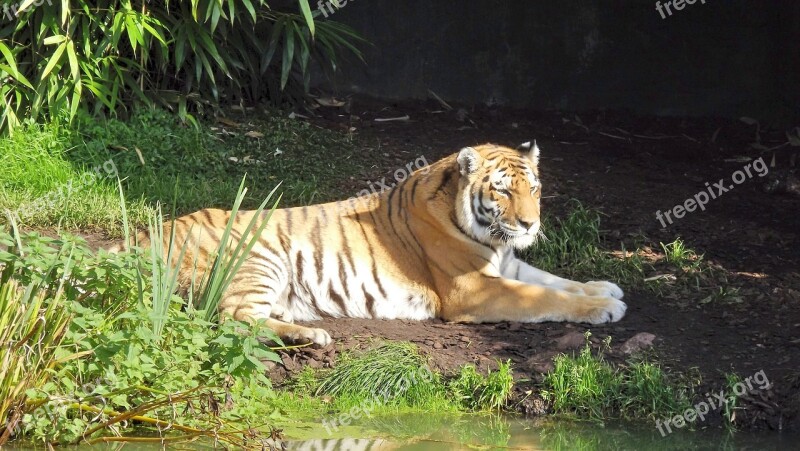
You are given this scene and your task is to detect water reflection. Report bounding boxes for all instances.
[287,414,798,451]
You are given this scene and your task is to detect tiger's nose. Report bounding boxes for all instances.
[518,219,536,230]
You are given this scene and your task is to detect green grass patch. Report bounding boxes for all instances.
[541,335,692,422]
[315,342,451,411]
[522,201,649,288]
[1,108,360,236]
[0,123,149,232]
[72,108,360,217]
[449,361,514,410]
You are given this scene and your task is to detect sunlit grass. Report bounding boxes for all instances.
[541,334,692,422]
[522,201,649,288]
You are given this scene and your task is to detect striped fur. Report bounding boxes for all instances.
[122,143,626,346]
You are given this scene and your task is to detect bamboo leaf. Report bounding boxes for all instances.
[66,40,79,81]
[69,79,82,120]
[17,0,37,13]
[40,42,67,81]
[280,25,295,89]
[297,0,315,36]
[43,35,68,45]
[261,17,284,74]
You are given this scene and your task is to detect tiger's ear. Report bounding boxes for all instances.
[517,140,540,167]
[457,147,481,176]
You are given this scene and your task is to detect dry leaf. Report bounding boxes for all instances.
[315,97,346,107]
[134,147,145,166]
[245,131,264,139]
[217,117,240,127]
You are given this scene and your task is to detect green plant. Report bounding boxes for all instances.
[541,334,691,422]
[619,360,691,420]
[660,238,703,271]
[522,202,648,287]
[0,277,72,445]
[0,0,365,134]
[542,337,620,420]
[316,342,443,407]
[449,361,514,410]
[722,373,742,431]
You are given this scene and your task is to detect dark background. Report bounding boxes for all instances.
[318,0,799,124]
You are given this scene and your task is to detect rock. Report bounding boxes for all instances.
[554,331,586,351]
[524,351,559,374]
[460,335,471,343]
[433,341,444,350]
[619,332,657,355]
[306,358,323,369]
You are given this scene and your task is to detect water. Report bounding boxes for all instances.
[6,414,796,450]
[284,414,798,451]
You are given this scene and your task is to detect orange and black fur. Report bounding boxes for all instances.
[121,142,626,346]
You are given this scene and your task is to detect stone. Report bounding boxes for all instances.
[554,331,586,351]
[619,332,657,355]
[524,351,559,374]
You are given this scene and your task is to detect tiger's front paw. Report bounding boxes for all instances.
[302,327,332,348]
[581,297,627,324]
[585,281,624,300]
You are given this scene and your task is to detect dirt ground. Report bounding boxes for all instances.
[273,97,799,432]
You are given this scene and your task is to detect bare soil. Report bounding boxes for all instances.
[277,97,800,432]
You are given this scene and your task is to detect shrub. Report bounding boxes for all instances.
[0,0,365,134]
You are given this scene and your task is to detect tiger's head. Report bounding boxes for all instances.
[455,142,542,250]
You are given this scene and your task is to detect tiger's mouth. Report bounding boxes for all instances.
[490,225,535,240]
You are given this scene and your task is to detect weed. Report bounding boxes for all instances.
[722,373,742,431]
[0,278,72,445]
[660,238,703,271]
[316,342,443,408]
[619,360,692,420]
[541,334,690,421]
[522,202,648,288]
[0,215,281,444]
[542,338,620,420]
[700,286,743,305]
[449,361,514,410]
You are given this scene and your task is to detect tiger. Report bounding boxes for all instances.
[121,142,626,347]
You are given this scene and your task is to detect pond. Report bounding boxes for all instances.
[6,414,795,450]
[282,413,795,451]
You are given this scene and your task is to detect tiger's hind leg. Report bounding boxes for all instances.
[219,261,332,347]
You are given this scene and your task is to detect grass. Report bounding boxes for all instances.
[274,342,515,416]
[1,108,361,236]
[315,342,449,410]
[0,122,149,232]
[523,201,649,288]
[449,361,514,411]
[0,278,72,445]
[660,238,703,271]
[0,202,284,444]
[541,334,693,422]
